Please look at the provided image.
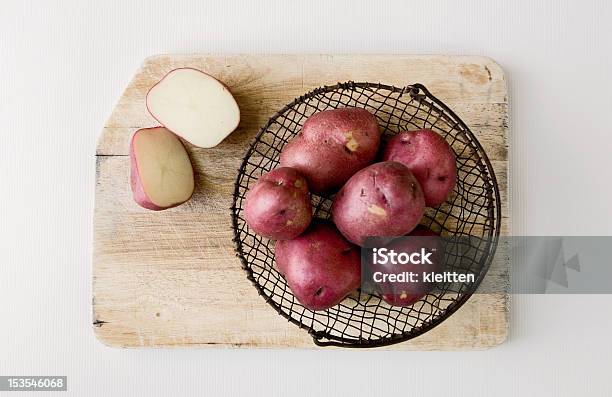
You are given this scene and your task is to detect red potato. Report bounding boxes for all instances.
[280,107,380,193]
[369,226,444,307]
[146,68,240,148]
[130,127,195,210]
[331,161,425,247]
[275,221,361,311]
[382,129,457,207]
[244,167,312,240]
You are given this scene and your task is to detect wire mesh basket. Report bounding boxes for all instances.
[231,82,501,347]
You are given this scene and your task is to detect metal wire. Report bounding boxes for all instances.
[231,82,501,348]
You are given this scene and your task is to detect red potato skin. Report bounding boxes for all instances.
[331,161,425,247]
[145,67,241,143]
[129,127,194,211]
[368,226,444,307]
[244,167,312,240]
[280,107,381,193]
[275,221,361,311]
[382,129,457,207]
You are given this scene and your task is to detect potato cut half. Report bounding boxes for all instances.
[146,68,240,148]
[130,127,195,210]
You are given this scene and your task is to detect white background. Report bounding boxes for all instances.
[1,1,611,396]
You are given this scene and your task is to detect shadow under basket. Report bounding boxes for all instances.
[231,82,501,348]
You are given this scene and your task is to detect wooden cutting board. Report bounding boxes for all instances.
[93,54,509,349]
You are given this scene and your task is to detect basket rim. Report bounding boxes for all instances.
[230,81,502,348]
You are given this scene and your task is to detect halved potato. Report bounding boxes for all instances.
[130,127,195,210]
[146,68,240,148]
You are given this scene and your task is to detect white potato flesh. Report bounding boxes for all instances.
[131,127,195,209]
[146,68,240,148]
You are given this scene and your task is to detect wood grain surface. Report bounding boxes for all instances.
[93,54,509,349]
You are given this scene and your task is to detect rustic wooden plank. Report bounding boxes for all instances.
[93,54,509,349]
